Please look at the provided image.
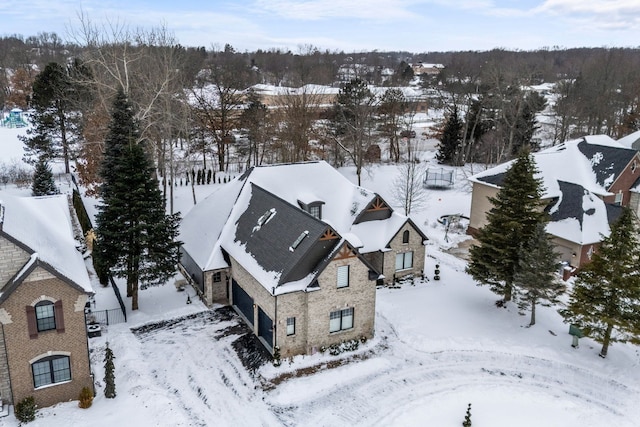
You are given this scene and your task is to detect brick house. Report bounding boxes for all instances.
[468,135,640,268]
[179,161,427,357]
[0,195,94,409]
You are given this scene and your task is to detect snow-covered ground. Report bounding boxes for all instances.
[1,125,640,427]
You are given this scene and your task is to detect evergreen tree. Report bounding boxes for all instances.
[561,207,640,358]
[31,155,58,196]
[462,403,472,427]
[104,344,116,398]
[20,62,84,174]
[95,90,181,311]
[467,150,545,304]
[514,222,565,326]
[436,104,464,165]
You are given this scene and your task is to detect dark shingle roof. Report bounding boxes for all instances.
[577,139,637,189]
[475,172,506,187]
[547,181,586,226]
[233,184,332,285]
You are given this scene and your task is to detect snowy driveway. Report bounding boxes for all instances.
[125,305,639,427]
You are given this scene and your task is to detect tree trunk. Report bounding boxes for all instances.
[599,322,614,358]
[503,282,512,303]
[529,297,536,326]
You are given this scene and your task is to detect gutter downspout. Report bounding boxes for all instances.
[272,287,277,353]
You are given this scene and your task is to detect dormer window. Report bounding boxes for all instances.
[297,199,324,220]
[309,205,321,219]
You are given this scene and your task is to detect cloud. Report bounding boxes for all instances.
[534,0,640,31]
[251,0,419,21]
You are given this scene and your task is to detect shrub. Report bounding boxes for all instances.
[15,396,36,423]
[104,345,116,398]
[78,386,94,409]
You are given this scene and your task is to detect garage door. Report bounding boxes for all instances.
[232,280,253,325]
[258,307,273,348]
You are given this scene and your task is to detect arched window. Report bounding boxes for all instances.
[402,230,410,244]
[32,355,71,388]
[35,301,56,332]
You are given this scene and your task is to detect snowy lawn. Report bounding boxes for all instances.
[1,126,640,426]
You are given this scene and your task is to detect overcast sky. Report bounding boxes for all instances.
[1,0,639,53]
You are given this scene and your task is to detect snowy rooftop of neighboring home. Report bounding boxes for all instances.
[0,194,92,293]
[469,135,638,245]
[545,181,622,245]
[617,130,640,150]
[469,135,637,198]
[180,161,419,293]
[248,84,340,97]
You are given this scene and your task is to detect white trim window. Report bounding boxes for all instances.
[32,355,71,388]
[395,251,413,271]
[615,191,623,206]
[286,317,296,336]
[329,307,354,332]
[337,265,349,288]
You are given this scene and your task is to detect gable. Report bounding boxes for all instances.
[353,195,393,224]
[0,234,31,288]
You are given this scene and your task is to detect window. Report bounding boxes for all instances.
[330,308,354,332]
[402,230,410,244]
[632,161,638,173]
[337,265,349,288]
[289,230,309,251]
[213,272,222,283]
[35,301,56,332]
[32,355,71,388]
[309,205,321,219]
[286,317,296,336]
[395,251,413,271]
[615,191,623,206]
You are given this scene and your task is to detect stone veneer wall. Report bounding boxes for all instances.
[382,222,426,284]
[229,246,377,358]
[0,268,93,408]
[0,236,30,287]
[305,252,376,354]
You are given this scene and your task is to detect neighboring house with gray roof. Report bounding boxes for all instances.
[179,161,427,357]
[468,135,640,268]
[0,195,94,410]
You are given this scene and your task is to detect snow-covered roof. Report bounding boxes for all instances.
[0,194,92,293]
[180,161,417,294]
[469,136,638,245]
[617,130,640,150]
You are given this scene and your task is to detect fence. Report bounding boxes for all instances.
[109,275,127,323]
[88,307,127,326]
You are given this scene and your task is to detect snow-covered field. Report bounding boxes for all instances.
[1,126,640,426]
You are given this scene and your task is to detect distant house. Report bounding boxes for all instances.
[468,136,640,268]
[179,161,427,357]
[0,195,94,409]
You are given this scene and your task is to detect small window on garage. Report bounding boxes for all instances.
[213,272,222,282]
[286,317,295,336]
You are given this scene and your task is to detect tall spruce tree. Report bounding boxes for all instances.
[514,222,565,326]
[436,104,464,165]
[561,207,640,358]
[31,155,58,196]
[95,89,181,311]
[467,150,545,304]
[20,62,78,173]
